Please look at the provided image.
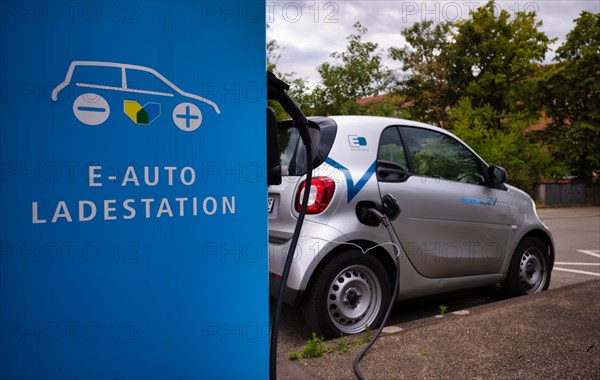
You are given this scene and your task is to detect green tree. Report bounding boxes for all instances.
[312,22,396,115]
[449,1,552,123]
[267,33,311,119]
[449,98,565,192]
[267,31,280,73]
[542,11,600,183]
[389,20,453,126]
[391,0,552,125]
[267,35,287,119]
[390,0,559,191]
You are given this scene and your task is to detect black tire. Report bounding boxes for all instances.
[502,237,551,297]
[302,248,391,339]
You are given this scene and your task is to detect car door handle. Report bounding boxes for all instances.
[377,160,410,182]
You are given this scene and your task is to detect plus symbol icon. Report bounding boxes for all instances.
[173,103,202,132]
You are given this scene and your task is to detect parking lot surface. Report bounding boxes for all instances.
[275,206,600,379]
[539,207,600,285]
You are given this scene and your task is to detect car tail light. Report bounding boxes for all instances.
[295,177,336,214]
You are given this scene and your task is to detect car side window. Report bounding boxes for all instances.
[402,127,484,185]
[377,127,408,170]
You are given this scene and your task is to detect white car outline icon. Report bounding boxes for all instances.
[52,61,220,129]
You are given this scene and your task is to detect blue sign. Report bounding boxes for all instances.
[1,1,267,378]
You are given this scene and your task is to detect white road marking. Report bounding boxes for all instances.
[553,250,600,277]
[553,267,600,277]
[577,250,600,258]
[554,262,600,266]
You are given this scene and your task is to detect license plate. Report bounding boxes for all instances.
[268,197,275,213]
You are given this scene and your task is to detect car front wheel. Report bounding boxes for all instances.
[302,249,391,339]
[502,237,551,296]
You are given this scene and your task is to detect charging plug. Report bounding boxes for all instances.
[381,194,400,220]
[355,201,381,227]
[356,195,400,227]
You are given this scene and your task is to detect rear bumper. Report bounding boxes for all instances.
[269,273,304,306]
[268,221,346,303]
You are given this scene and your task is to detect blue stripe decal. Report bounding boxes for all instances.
[325,157,377,203]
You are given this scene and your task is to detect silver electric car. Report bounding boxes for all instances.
[268,115,554,338]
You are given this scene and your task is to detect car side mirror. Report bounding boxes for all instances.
[489,166,507,185]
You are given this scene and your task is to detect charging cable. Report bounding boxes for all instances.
[269,137,311,380]
[267,71,311,380]
[353,200,402,380]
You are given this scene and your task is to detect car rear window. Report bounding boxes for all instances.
[278,117,337,176]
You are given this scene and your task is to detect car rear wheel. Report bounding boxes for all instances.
[502,237,551,296]
[302,249,391,339]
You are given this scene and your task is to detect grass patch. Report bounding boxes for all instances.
[333,337,350,354]
[288,325,383,360]
[302,332,326,358]
[438,305,448,315]
[357,324,372,345]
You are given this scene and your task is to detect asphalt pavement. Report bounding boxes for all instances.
[276,206,600,379]
[278,279,600,379]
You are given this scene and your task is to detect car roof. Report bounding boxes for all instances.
[328,115,444,133]
[322,115,487,165]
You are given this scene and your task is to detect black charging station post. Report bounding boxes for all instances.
[266,72,402,380]
[267,72,311,380]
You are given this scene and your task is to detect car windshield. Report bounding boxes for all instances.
[278,117,337,176]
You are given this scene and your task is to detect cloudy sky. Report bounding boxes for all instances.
[267,0,599,85]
